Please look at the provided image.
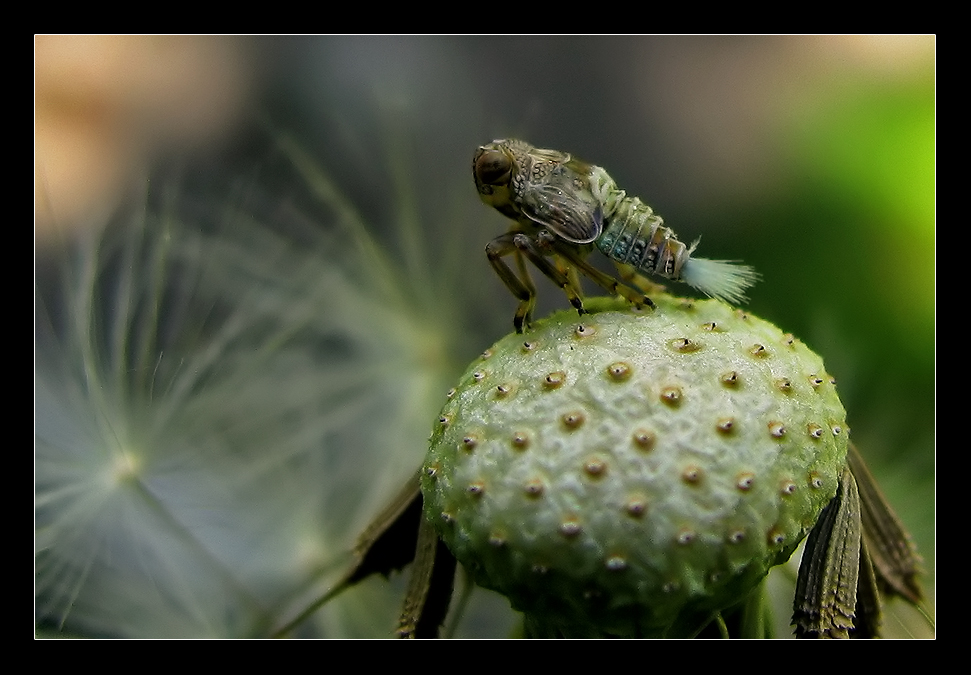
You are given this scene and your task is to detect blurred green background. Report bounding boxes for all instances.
[35,35,934,638]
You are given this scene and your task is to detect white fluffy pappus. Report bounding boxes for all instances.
[34,136,488,637]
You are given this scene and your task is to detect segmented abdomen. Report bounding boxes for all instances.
[592,168,689,281]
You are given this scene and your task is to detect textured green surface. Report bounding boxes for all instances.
[422,295,848,636]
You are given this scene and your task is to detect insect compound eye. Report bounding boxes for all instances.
[474,148,513,187]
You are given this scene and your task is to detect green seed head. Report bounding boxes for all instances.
[422,296,848,637]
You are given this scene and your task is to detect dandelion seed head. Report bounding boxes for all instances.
[35,127,497,637]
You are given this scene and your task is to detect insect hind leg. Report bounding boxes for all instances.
[486,233,537,332]
[613,261,668,296]
[550,240,655,310]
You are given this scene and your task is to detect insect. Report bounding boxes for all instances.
[473,139,759,332]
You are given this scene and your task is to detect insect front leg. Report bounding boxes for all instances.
[486,233,537,333]
[514,232,587,318]
[555,253,585,303]
[549,238,655,310]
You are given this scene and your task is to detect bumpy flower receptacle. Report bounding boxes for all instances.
[422,296,848,637]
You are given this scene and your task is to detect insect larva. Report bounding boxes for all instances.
[474,139,758,331]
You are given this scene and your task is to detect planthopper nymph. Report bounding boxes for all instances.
[473,139,759,332]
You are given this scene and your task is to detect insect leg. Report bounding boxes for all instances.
[513,232,587,317]
[563,260,585,304]
[513,250,538,330]
[486,233,537,332]
[612,261,669,296]
[550,239,655,310]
